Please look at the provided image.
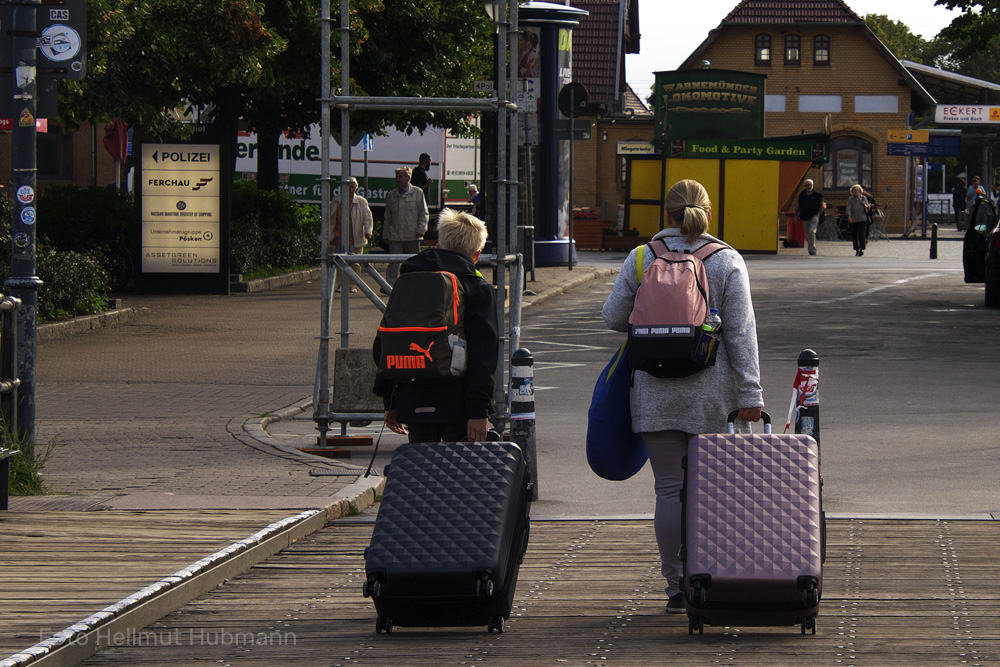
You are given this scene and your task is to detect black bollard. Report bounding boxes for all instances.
[794,349,820,447]
[510,348,538,500]
[930,223,938,260]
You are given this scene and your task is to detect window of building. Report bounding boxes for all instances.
[814,34,830,65]
[37,128,74,180]
[799,95,842,113]
[755,34,771,65]
[854,95,899,113]
[765,95,787,112]
[785,34,801,65]
[823,136,873,191]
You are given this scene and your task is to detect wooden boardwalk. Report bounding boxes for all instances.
[0,509,295,659]
[71,518,999,666]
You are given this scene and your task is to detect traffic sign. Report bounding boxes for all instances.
[886,135,959,157]
[0,0,88,79]
[362,134,374,152]
[553,119,591,141]
[887,129,929,143]
[558,82,589,118]
[474,80,495,93]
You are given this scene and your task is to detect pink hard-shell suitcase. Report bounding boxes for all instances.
[682,411,824,634]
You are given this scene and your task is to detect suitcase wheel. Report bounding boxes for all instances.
[688,576,709,606]
[476,574,494,598]
[362,577,382,599]
[797,576,820,608]
[688,616,704,635]
[801,617,816,635]
[487,616,505,634]
[376,616,393,635]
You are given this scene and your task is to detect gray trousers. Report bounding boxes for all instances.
[385,240,421,285]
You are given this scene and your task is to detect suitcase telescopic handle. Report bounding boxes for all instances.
[727,410,771,434]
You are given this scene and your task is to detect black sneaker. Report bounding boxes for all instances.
[666,592,686,614]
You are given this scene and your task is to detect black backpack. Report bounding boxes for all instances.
[375,271,468,383]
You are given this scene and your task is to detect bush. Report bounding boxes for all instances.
[35,247,108,320]
[230,179,321,277]
[36,184,135,251]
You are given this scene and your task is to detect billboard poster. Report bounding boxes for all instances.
[234,125,479,207]
[653,69,765,146]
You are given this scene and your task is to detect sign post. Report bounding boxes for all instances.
[135,127,231,294]
[4,0,42,444]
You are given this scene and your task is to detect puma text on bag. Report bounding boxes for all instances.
[628,239,728,378]
[376,271,467,383]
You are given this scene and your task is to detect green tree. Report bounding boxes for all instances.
[60,0,495,190]
[864,13,931,62]
[60,0,284,136]
[935,0,1000,61]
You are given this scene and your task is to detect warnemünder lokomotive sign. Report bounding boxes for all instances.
[139,144,221,274]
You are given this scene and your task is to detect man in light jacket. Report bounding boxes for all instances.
[330,176,373,293]
[383,166,428,286]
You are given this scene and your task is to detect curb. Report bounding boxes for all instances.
[231,268,321,293]
[521,267,618,310]
[38,307,137,343]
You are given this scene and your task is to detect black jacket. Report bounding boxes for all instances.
[372,248,499,424]
[798,189,824,220]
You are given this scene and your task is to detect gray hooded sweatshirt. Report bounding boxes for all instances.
[601,229,763,435]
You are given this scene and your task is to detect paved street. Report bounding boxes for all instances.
[5,230,999,666]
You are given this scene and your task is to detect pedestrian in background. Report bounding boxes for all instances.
[951,177,967,231]
[467,183,482,218]
[329,176,373,293]
[846,184,870,257]
[601,178,763,615]
[410,153,433,200]
[796,178,825,256]
[383,166,428,287]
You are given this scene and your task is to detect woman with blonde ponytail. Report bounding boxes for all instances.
[601,178,763,616]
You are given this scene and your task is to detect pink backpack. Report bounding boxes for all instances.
[628,239,728,378]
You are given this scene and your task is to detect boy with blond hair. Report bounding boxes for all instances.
[372,208,499,443]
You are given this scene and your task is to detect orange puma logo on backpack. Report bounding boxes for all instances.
[409,341,434,361]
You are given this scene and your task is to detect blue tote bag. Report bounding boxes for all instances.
[586,341,648,480]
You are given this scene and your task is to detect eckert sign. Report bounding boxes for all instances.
[934,105,1000,124]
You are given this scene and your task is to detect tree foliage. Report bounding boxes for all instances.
[60,0,496,188]
[935,0,1000,60]
[61,0,284,136]
[864,14,931,63]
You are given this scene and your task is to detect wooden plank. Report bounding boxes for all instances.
[0,510,296,659]
[50,519,998,666]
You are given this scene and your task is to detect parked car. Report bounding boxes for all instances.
[985,219,1000,308]
[961,196,1000,307]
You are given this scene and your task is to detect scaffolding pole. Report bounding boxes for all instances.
[314,0,522,442]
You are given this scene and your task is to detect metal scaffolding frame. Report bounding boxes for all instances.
[313,0,523,445]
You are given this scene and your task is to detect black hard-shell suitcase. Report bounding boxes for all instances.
[363,441,532,634]
[682,411,824,635]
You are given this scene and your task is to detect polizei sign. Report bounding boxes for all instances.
[135,127,231,294]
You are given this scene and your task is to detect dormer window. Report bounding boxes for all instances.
[785,34,801,65]
[755,34,771,65]
[814,34,830,65]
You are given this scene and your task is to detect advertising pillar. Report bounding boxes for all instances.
[519,2,587,267]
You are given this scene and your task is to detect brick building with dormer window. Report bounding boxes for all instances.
[678,0,935,232]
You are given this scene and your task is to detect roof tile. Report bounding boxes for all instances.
[722,0,863,24]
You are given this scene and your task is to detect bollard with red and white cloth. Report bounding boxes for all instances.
[784,349,819,446]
